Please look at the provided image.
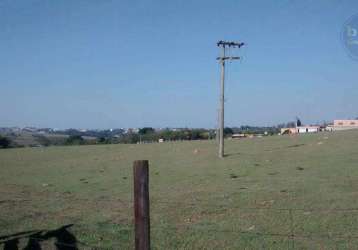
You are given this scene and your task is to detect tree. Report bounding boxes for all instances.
[0,136,11,148]
[97,137,110,144]
[296,117,302,127]
[286,121,296,128]
[35,135,51,146]
[138,127,155,135]
[65,135,84,145]
[190,130,201,140]
[224,127,234,136]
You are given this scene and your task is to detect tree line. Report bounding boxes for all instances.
[0,125,284,148]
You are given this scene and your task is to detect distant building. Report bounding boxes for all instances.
[324,125,334,132]
[280,128,298,134]
[281,126,320,134]
[297,126,320,133]
[333,120,358,131]
[232,134,246,139]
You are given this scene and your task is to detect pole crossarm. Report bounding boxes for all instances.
[217,40,245,48]
[216,56,241,61]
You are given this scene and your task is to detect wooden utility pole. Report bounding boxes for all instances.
[217,41,244,158]
[216,108,220,143]
[133,160,150,250]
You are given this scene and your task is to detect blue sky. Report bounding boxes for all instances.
[1,0,357,129]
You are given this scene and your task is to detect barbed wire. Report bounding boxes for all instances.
[3,197,358,213]
[3,231,357,247]
[150,200,358,213]
[2,221,358,249]
[3,228,356,250]
[151,225,358,240]
[3,184,358,249]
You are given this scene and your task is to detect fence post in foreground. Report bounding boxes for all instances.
[133,160,150,250]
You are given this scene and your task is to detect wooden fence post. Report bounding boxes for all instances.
[133,160,150,250]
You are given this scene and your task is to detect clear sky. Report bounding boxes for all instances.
[1,0,357,129]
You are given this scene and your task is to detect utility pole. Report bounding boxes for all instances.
[217,40,244,158]
[216,108,220,143]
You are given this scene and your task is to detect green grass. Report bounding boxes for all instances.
[1,130,358,249]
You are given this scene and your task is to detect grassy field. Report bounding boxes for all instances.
[1,130,358,249]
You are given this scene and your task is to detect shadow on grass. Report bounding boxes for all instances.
[0,224,78,250]
[287,143,305,148]
[224,152,241,157]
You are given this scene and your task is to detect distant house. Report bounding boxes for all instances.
[280,128,298,135]
[333,120,358,131]
[232,133,246,139]
[325,125,334,132]
[297,126,320,133]
[281,126,320,134]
